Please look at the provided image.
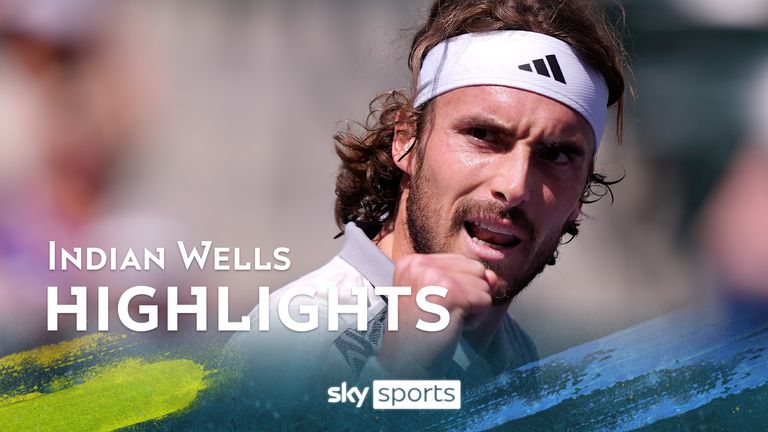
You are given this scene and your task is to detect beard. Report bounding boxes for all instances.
[405,169,568,305]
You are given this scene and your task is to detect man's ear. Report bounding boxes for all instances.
[392,110,417,176]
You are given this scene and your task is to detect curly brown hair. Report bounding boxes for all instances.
[334,0,628,240]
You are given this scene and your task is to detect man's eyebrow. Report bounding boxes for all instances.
[454,114,515,136]
[538,139,587,157]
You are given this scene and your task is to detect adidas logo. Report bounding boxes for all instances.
[518,55,566,84]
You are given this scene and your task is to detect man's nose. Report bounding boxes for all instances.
[489,148,533,207]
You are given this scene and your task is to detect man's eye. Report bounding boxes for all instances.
[468,127,495,142]
[541,146,571,164]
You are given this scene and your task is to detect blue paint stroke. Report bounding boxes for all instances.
[418,299,768,431]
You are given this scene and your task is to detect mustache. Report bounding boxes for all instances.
[450,199,536,240]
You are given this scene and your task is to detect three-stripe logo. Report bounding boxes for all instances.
[518,55,567,84]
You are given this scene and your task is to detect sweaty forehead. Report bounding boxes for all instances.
[432,85,595,148]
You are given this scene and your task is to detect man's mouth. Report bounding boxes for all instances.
[464,220,522,250]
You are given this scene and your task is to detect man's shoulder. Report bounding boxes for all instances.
[268,255,369,307]
[492,314,539,371]
[225,254,382,386]
[227,255,374,350]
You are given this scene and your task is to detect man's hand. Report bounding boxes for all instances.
[377,253,498,378]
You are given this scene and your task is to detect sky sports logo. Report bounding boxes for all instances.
[327,380,461,409]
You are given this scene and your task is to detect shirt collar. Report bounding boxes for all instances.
[338,221,395,288]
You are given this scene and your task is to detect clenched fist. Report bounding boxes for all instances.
[377,253,499,378]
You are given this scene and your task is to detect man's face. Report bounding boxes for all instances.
[404,85,594,303]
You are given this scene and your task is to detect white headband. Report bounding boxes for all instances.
[413,30,609,151]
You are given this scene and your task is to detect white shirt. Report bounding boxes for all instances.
[227,222,537,397]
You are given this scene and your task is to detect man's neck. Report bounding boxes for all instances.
[373,191,414,262]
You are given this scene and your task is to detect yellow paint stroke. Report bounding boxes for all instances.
[0,358,209,431]
[0,333,125,373]
[0,392,42,405]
